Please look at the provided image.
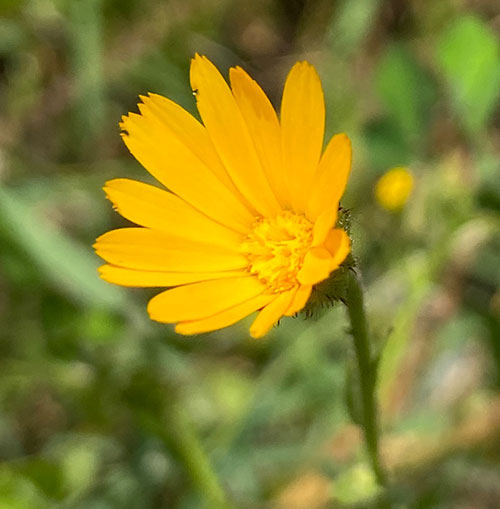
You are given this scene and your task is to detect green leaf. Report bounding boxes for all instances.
[328,0,382,55]
[68,0,105,153]
[436,15,500,135]
[0,184,130,312]
[375,43,436,147]
[363,118,412,171]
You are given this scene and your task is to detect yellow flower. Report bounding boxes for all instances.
[94,55,351,338]
[375,166,413,211]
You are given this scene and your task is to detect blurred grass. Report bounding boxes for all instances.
[0,0,499,507]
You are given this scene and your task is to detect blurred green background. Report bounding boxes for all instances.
[1,0,500,507]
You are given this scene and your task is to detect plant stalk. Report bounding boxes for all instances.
[141,401,232,508]
[345,270,387,486]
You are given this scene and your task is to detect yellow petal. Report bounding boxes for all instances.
[306,133,352,221]
[147,276,266,323]
[175,293,274,335]
[104,178,243,248]
[281,61,325,213]
[312,208,338,247]
[249,287,297,338]
[94,228,247,272]
[229,66,288,208]
[120,108,253,233]
[99,264,248,288]
[297,247,333,286]
[284,284,312,316]
[190,54,281,217]
[138,93,238,192]
[324,229,351,269]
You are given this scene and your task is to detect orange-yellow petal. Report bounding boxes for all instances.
[281,61,325,213]
[98,264,248,288]
[147,276,266,323]
[297,247,334,286]
[229,66,288,208]
[104,178,243,248]
[175,293,274,335]
[94,228,247,272]
[138,93,238,192]
[312,208,338,247]
[120,108,253,233]
[306,133,352,221]
[324,228,351,269]
[249,287,297,338]
[190,54,281,217]
[284,284,312,316]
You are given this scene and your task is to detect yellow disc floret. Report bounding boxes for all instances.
[241,212,314,293]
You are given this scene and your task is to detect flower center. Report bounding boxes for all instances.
[241,212,313,292]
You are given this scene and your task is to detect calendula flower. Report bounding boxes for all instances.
[375,166,413,212]
[94,55,351,338]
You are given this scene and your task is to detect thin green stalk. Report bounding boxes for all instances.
[168,403,232,508]
[69,0,105,155]
[141,402,232,508]
[345,270,387,486]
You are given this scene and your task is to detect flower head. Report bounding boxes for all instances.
[94,55,352,338]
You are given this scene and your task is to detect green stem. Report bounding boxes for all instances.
[142,402,232,508]
[169,403,232,508]
[345,270,387,486]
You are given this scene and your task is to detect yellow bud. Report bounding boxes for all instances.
[375,166,414,211]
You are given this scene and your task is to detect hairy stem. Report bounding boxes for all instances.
[345,270,387,486]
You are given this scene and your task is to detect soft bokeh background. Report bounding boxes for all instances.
[1,0,499,507]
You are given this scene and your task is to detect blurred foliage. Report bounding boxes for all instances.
[0,0,499,508]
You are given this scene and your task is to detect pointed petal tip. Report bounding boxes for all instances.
[339,133,352,154]
[228,65,260,91]
[103,177,123,189]
[146,91,164,102]
[146,299,164,323]
[297,247,334,286]
[228,65,246,78]
[284,284,312,316]
[328,132,352,158]
[249,325,266,339]
[97,264,116,283]
[249,289,296,338]
[102,187,112,202]
[102,179,117,195]
[119,113,135,134]
[249,317,276,339]
[118,115,128,130]
[174,323,194,336]
[191,53,207,66]
[290,60,318,73]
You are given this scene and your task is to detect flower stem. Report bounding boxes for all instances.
[166,403,232,508]
[142,401,232,508]
[345,270,387,487]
